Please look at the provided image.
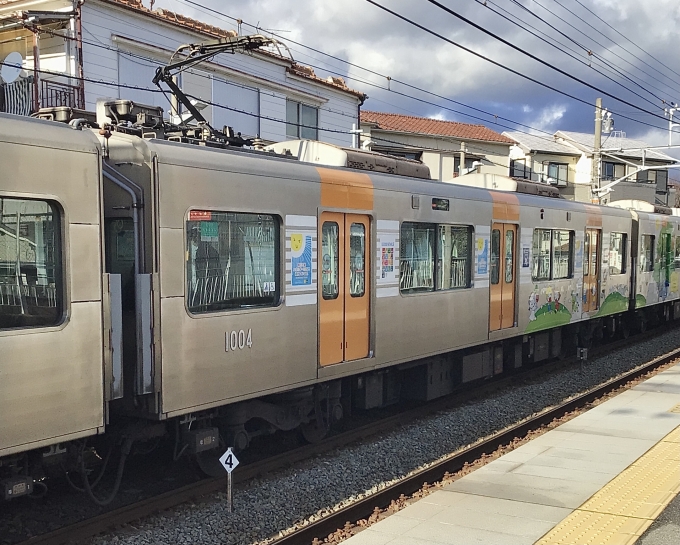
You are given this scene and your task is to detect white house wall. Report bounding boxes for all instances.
[79,0,357,145]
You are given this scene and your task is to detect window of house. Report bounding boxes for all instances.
[546,163,568,185]
[400,222,473,293]
[454,156,478,176]
[640,234,654,273]
[532,228,574,281]
[602,161,626,181]
[186,211,279,313]
[385,150,422,161]
[286,100,319,140]
[510,159,527,179]
[0,198,62,329]
[609,232,627,275]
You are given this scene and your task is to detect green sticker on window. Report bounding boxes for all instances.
[200,221,218,242]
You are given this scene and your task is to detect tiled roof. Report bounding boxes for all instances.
[361,111,514,144]
[503,131,581,155]
[99,0,365,98]
[556,131,677,163]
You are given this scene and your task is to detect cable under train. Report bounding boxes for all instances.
[2,100,680,501]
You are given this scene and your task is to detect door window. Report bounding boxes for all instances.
[321,222,339,300]
[490,228,501,285]
[584,232,590,276]
[349,223,365,297]
[589,230,598,277]
[504,229,514,283]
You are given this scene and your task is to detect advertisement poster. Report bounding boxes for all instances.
[476,237,488,275]
[291,233,312,286]
[379,235,398,282]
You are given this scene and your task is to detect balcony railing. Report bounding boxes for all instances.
[40,79,83,110]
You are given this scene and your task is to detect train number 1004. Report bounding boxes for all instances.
[225,329,253,352]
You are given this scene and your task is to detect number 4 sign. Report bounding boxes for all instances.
[220,447,239,473]
[220,448,240,513]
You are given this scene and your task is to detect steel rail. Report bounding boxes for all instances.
[16,327,678,545]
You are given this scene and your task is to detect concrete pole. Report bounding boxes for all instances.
[459,141,466,176]
[592,98,602,202]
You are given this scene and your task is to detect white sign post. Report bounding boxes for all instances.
[219,447,240,512]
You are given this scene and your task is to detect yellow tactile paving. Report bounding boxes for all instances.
[535,425,680,545]
[669,404,680,414]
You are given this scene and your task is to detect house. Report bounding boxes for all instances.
[360,111,514,181]
[505,130,679,206]
[0,0,365,146]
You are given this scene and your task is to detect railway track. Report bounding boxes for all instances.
[273,347,680,545]
[15,325,680,545]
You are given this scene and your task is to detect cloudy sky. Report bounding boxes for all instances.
[155,0,680,147]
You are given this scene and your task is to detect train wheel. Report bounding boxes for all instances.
[195,449,226,477]
[300,419,328,443]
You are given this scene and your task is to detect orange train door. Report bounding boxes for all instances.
[319,212,370,366]
[583,229,600,312]
[489,223,517,331]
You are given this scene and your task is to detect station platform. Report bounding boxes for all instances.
[344,364,680,545]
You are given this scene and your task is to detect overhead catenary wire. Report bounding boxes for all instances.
[18,1,680,157]
[509,0,680,95]
[552,0,680,91]
[176,0,680,142]
[475,0,675,107]
[415,0,671,121]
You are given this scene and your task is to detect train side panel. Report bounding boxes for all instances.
[153,147,321,416]
[0,115,104,457]
[634,212,680,309]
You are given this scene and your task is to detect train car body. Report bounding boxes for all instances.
[0,115,105,463]
[2,108,679,494]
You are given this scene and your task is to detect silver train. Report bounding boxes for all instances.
[2,103,680,499]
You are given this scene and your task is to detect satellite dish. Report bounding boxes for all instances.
[1,52,24,84]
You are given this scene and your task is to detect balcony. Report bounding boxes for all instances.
[40,78,83,110]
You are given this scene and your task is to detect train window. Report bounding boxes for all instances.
[675,237,680,270]
[640,235,654,273]
[490,229,501,285]
[505,229,514,283]
[532,229,551,281]
[400,222,435,293]
[0,198,62,329]
[321,222,340,300]
[609,233,627,275]
[552,230,573,279]
[349,223,365,297]
[186,212,279,312]
[437,225,472,290]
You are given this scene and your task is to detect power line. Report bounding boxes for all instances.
[560,0,680,89]
[364,0,672,134]
[512,0,680,94]
[175,0,680,175]
[177,0,675,148]
[472,0,671,109]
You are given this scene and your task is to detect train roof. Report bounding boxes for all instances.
[0,112,101,153]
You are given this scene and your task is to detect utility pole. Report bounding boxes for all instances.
[591,98,602,202]
[666,104,680,147]
[459,141,466,176]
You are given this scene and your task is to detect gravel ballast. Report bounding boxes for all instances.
[81,328,680,545]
